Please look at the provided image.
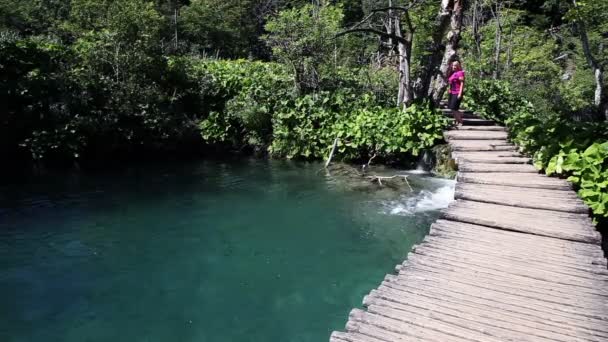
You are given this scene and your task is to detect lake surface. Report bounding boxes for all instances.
[0,159,454,342]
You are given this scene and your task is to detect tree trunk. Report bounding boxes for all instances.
[573,0,607,120]
[492,2,502,80]
[431,0,465,104]
[413,0,452,100]
[395,15,413,106]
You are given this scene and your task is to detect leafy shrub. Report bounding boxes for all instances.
[506,107,608,219]
[194,59,296,149]
[263,4,343,92]
[271,96,449,161]
[463,78,528,123]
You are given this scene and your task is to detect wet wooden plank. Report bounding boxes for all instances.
[455,183,589,213]
[441,200,601,244]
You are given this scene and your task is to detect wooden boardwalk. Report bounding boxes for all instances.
[330,114,608,342]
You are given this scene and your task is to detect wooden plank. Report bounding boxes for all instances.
[330,331,387,342]
[385,276,608,324]
[430,220,606,260]
[457,162,538,173]
[414,241,608,280]
[461,118,495,126]
[449,140,516,151]
[458,172,572,190]
[408,248,608,294]
[364,294,600,342]
[451,125,506,131]
[452,151,523,158]
[365,290,608,342]
[349,308,503,342]
[377,284,607,340]
[441,200,601,244]
[381,278,608,334]
[421,235,608,275]
[347,309,462,342]
[459,156,531,164]
[455,183,589,213]
[444,130,508,140]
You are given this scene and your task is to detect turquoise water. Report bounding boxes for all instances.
[0,159,453,342]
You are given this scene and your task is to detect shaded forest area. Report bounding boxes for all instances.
[1,1,607,217]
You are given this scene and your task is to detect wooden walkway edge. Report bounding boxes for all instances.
[330,113,608,342]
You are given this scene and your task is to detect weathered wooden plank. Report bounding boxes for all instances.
[366,302,558,342]
[364,294,597,342]
[444,130,509,140]
[459,155,531,164]
[457,162,539,173]
[345,319,438,342]
[455,183,589,213]
[420,235,608,275]
[365,290,608,342]
[347,309,464,342]
[377,283,608,340]
[461,118,495,126]
[381,276,608,335]
[371,284,608,339]
[414,241,608,280]
[405,252,608,297]
[451,125,506,131]
[349,308,503,342]
[408,249,608,296]
[452,151,522,158]
[394,261,608,319]
[330,331,387,342]
[431,220,605,258]
[401,255,608,299]
[384,276,608,324]
[449,140,517,151]
[441,200,601,244]
[458,172,572,190]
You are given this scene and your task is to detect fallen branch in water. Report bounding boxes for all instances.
[324,137,339,169]
[366,175,413,191]
[367,153,377,167]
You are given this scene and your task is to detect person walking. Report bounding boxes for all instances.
[448,61,465,126]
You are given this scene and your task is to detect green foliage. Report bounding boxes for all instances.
[194,60,295,149]
[463,78,529,123]
[271,97,448,161]
[506,107,608,219]
[263,4,343,92]
[180,0,257,57]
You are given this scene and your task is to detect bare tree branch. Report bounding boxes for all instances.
[336,28,409,44]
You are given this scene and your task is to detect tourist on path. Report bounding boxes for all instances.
[448,61,465,126]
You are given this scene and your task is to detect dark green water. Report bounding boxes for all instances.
[0,159,454,342]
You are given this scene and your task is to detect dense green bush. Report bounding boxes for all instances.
[271,97,448,161]
[193,59,296,149]
[462,78,529,123]
[506,108,608,220]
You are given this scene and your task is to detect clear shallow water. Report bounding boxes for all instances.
[0,159,454,342]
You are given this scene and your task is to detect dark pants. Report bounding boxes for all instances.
[448,93,462,111]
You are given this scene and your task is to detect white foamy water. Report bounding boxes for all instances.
[382,179,456,216]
